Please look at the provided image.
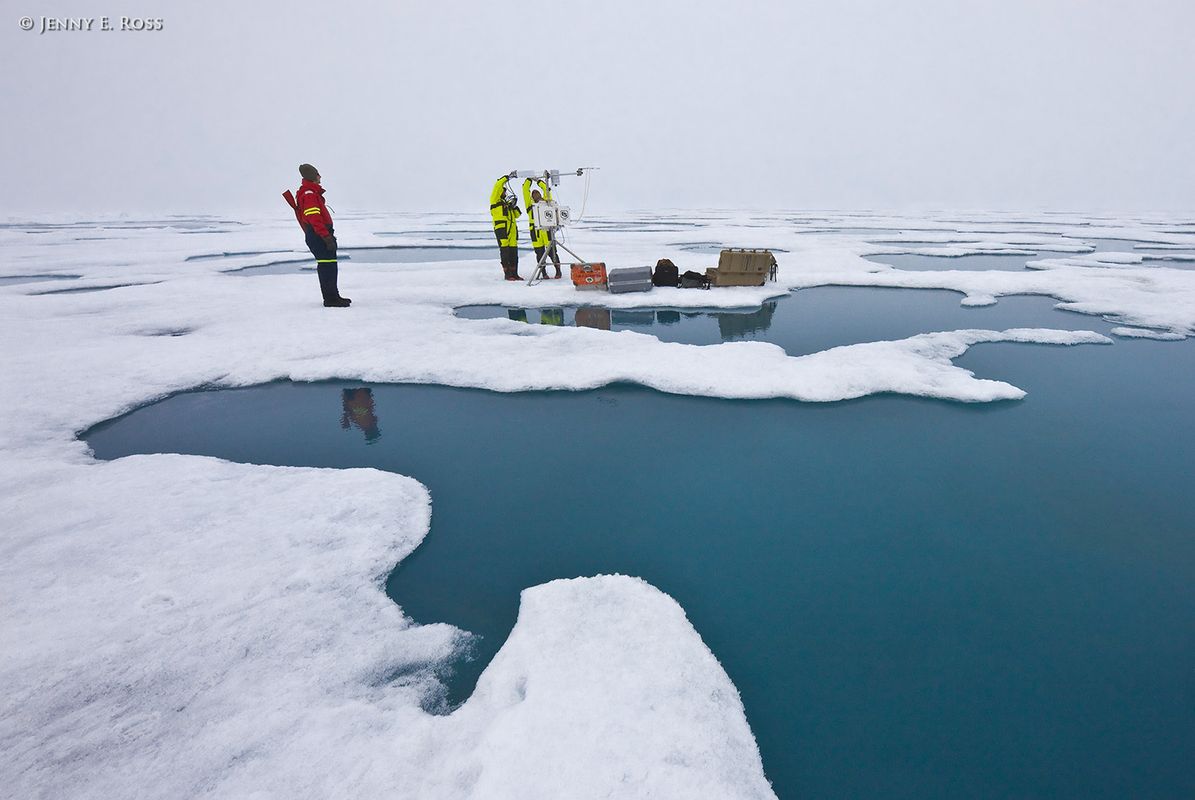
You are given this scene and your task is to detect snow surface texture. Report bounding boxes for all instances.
[2,209,1192,798]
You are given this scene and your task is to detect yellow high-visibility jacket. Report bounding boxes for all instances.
[522,178,552,249]
[489,176,521,248]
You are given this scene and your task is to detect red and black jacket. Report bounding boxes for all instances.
[296,179,333,238]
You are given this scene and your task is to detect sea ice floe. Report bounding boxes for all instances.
[1,209,1191,798]
[960,294,999,307]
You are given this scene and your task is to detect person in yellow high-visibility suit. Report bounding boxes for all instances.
[489,174,522,281]
[522,177,562,279]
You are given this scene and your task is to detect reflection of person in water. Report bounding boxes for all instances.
[341,388,381,443]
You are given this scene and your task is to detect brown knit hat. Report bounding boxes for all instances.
[299,163,319,181]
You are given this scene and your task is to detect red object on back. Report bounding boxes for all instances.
[282,190,304,229]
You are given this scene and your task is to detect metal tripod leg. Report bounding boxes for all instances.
[527,247,550,286]
[527,229,587,286]
[556,241,589,266]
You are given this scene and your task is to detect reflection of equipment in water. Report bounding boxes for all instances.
[716,301,778,340]
[575,306,611,331]
[611,309,655,327]
[511,168,599,286]
[341,388,381,443]
[507,308,529,323]
[539,308,565,326]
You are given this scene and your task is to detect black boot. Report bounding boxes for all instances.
[317,262,352,305]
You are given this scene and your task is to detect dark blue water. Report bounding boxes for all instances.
[82,288,1195,799]
[458,287,1119,353]
[456,302,783,344]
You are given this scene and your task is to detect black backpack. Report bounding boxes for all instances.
[679,269,710,289]
[652,258,680,287]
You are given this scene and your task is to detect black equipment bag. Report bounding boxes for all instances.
[679,269,710,289]
[652,258,680,287]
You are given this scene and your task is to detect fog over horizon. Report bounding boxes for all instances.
[4,0,1194,217]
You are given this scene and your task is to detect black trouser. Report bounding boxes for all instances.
[534,243,561,270]
[499,245,519,278]
[305,225,341,301]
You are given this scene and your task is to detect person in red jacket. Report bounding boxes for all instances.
[341,387,381,442]
[296,163,351,307]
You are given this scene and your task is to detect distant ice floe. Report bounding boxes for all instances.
[1027,253,1144,268]
[1110,326,1188,341]
[1,209,1192,798]
[960,294,999,307]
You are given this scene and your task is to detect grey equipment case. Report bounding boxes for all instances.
[606,265,654,294]
[705,248,779,287]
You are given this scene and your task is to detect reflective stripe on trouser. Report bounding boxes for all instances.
[492,219,518,248]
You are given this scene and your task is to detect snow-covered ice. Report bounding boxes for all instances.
[1,209,1193,797]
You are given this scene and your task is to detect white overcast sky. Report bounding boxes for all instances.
[4,0,1193,215]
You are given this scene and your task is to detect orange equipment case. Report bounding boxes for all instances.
[571,262,608,290]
